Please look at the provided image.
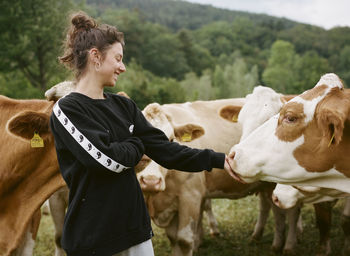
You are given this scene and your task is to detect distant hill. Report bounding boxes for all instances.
[86,0,299,31]
[82,0,350,91]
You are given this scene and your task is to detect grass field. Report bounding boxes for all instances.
[34,196,346,256]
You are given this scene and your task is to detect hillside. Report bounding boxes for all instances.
[86,0,298,31]
[2,0,350,105]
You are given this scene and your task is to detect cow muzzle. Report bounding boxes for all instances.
[139,175,164,192]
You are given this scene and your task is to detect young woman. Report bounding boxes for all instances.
[50,11,235,256]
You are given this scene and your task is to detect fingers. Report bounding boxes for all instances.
[224,155,246,184]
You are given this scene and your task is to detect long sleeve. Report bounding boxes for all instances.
[50,97,144,173]
[130,101,225,172]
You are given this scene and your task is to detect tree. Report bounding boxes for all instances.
[294,51,330,92]
[177,29,214,76]
[194,21,234,57]
[262,40,298,93]
[100,8,146,64]
[180,70,215,101]
[140,27,190,79]
[338,46,350,87]
[0,0,75,92]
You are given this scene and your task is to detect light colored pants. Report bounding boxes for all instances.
[113,239,154,256]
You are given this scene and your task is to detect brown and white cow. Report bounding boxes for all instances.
[219,84,350,256]
[138,99,302,256]
[226,74,350,255]
[228,73,350,192]
[0,96,65,256]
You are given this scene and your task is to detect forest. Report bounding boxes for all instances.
[1,0,350,109]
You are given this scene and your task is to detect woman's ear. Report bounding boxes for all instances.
[89,48,101,63]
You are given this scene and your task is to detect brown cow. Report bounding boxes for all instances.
[0,96,65,256]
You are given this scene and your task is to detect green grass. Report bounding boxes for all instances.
[34,196,346,256]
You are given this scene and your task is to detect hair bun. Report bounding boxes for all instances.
[71,12,97,31]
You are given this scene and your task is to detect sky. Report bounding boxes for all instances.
[184,0,350,29]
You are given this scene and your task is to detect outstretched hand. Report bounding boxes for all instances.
[224,155,246,184]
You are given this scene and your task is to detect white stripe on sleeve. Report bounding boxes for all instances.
[53,100,130,173]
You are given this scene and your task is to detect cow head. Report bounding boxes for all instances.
[272,183,347,209]
[45,81,130,101]
[220,86,290,141]
[228,73,350,193]
[45,81,75,101]
[138,103,205,193]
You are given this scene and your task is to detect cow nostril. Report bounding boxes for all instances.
[229,151,235,159]
[272,194,279,206]
[142,176,161,186]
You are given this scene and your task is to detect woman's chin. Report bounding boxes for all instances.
[104,81,117,88]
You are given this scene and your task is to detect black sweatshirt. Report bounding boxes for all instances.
[49,92,225,256]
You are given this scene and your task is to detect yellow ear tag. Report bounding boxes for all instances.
[31,132,44,148]
[181,133,192,142]
[328,132,335,148]
[231,114,238,122]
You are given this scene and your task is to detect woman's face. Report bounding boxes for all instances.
[98,42,126,87]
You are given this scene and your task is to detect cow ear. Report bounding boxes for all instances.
[219,105,242,122]
[316,89,350,147]
[7,111,51,140]
[281,94,296,103]
[174,124,205,142]
[142,103,163,120]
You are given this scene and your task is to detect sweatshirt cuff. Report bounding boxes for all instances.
[209,152,226,171]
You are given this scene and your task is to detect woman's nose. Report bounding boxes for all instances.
[119,62,126,72]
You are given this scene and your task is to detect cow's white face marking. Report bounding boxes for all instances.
[291,95,325,124]
[137,160,167,192]
[272,184,302,209]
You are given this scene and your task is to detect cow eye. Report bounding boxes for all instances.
[284,115,297,123]
[169,138,174,142]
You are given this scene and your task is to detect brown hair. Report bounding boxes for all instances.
[59,11,124,80]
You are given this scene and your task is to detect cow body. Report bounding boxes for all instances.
[139,99,301,255]
[0,96,65,256]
